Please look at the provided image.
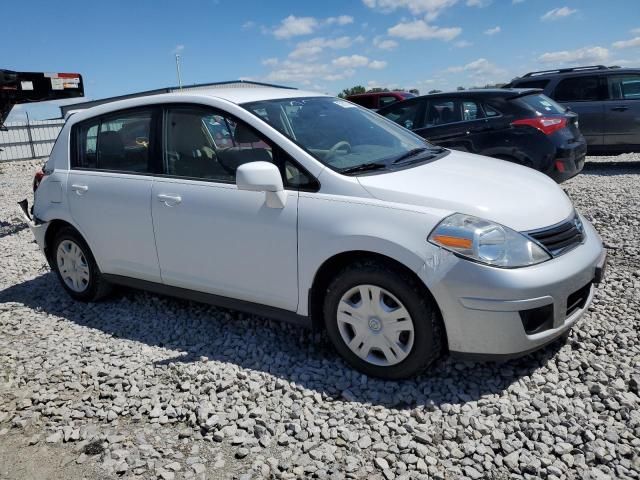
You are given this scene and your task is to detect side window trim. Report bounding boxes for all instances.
[159,103,320,192]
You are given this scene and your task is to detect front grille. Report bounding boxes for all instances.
[526,214,584,257]
[566,282,592,317]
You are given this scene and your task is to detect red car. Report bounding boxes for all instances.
[345,91,416,110]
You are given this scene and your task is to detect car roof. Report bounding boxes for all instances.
[346,91,409,98]
[394,88,540,101]
[511,66,640,81]
[64,87,331,125]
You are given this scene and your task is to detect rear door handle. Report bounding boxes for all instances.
[157,193,182,205]
[611,106,629,112]
[71,184,88,194]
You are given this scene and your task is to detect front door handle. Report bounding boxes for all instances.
[71,184,88,195]
[157,193,182,205]
[611,106,629,112]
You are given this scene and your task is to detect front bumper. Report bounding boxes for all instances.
[422,217,605,359]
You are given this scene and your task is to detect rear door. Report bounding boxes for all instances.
[415,98,489,152]
[551,75,605,146]
[603,73,640,146]
[67,108,161,282]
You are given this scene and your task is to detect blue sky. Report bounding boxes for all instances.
[4,0,640,120]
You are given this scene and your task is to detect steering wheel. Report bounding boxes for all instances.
[327,140,352,159]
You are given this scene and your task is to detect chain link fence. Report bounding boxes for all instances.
[0,118,65,162]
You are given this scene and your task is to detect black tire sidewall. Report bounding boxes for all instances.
[323,264,440,380]
[52,228,102,302]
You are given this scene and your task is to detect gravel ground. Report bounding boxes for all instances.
[1,157,639,480]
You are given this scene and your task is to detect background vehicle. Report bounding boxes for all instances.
[346,91,415,110]
[507,65,640,153]
[22,88,605,379]
[378,89,586,182]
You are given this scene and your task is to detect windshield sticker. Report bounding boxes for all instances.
[20,81,34,91]
[334,100,356,108]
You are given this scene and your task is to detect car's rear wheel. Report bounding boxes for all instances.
[52,227,111,301]
[323,261,443,379]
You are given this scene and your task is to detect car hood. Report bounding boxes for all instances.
[357,151,574,231]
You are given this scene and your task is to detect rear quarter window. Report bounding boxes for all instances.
[553,76,602,102]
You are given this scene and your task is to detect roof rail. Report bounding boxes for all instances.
[522,65,609,78]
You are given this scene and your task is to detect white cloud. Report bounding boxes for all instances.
[242,21,256,30]
[326,15,354,25]
[541,7,577,21]
[454,40,473,48]
[538,46,609,64]
[262,57,279,66]
[373,37,399,50]
[368,60,388,69]
[467,0,491,7]
[362,0,458,20]
[632,28,640,35]
[484,26,501,35]
[171,44,185,55]
[612,37,640,49]
[512,0,524,3]
[388,20,461,41]
[273,15,318,39]
[332,54,371,68]
[446,58,505,76]
[289,36,360,59]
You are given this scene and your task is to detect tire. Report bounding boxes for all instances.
[51,227,111,302]
[323,260,443,380]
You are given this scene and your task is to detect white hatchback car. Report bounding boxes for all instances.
[21,87,607,379]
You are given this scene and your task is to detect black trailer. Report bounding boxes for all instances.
[0,69,84,128]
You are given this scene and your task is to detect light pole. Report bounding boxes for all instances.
[175,54,183,90]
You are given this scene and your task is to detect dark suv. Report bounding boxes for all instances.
[377,89,586,182]
[507,65,640,153]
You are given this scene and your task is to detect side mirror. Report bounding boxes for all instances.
[236,161,287,208]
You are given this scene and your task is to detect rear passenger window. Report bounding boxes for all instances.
[553,76,601,102]
[74,110,153,172]
[462,101,483,121]
[607,75,640,100]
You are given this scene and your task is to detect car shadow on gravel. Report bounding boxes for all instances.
[1,272,570,409]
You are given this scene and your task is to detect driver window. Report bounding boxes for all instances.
[164,107,274,182]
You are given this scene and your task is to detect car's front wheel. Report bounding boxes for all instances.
[52,227,111,301]
[323,261,443,379]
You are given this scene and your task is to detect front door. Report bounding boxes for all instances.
[151,106,299,311]
[67,108,161,282]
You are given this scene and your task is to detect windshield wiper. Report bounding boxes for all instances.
[391,147,446,165]
[340,162,388,175]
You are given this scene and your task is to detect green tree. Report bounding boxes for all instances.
[428,89,442,94]
[338,85,366,98]
[457,86,465,91]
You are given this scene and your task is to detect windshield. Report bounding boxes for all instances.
[515,94,566,115]
[242,96,444,173]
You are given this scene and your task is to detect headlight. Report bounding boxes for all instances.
[428,213,551,268]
